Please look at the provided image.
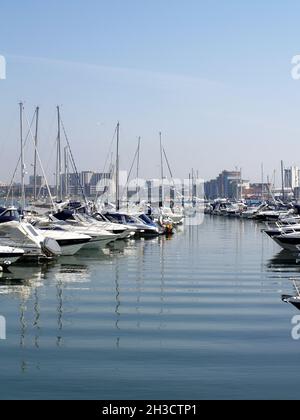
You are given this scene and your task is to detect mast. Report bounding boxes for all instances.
[56,106,62,201]
[240,167,242,201]
[136,136,141,204]
[116,122,120,211]
[163,146,175,204]
[19,102,26,209]
[159,132,164,207]
[261,163,264,201]
[281,160,285,202]
[189,172,191,202]
[64,146,69,197]
[192,168,195,206]
[33,106,39,201]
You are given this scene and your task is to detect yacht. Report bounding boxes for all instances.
[0,220,61,260]
[282,279,300,310]
[153,206,184,225]
[104,212,160,237]
[35,215,119,249]
[59,209,135,240]
[263,223,300,239]
[0,246,24,268]
[36,227,92,256]
[268,231,300,252]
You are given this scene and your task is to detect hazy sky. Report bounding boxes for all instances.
[1,0,300,185]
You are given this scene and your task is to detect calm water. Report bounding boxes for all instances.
[1,216,300,400]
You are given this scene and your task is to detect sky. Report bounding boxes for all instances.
[1,0,300,185]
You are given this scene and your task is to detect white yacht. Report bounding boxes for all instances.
[0,221,61,259]
[158,207,184,225]
[0,246,24,268]
[83,213,135,239]
[36,227,92,256]
[36,216,119,249]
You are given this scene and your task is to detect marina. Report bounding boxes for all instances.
[2,0,300,403]
[1,104,300,399]
[0,103,300,401]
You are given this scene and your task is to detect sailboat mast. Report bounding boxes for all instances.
[261,163,264,201]
[136,136,141,204]
[116,122,120,211]
[56,106,62,201]
[64,146,69,197]
[240,167,242,201]
[33,106,39,201]
[192,168,195,205]
[281,160,285,202]
[159,132,164,207]
[19,102,25,209]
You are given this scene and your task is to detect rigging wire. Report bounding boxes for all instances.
[95,124,118,203]
[60,116,88,205]
[23,109,56,210]
[5,109,36,206]
[120,140,140,201]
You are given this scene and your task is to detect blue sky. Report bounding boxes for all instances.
[1,1,300,184]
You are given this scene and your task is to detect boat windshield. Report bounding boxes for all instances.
[25,224,40,237]
[107,214,124,224]
[124,215,139,224]
[139,214,154,225]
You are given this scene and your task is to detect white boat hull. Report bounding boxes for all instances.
[59,242,88,256]
[0,247,24,266]
[82,237,117,249]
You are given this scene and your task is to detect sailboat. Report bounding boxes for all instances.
[152,132,183,226]
[0,105,61,260]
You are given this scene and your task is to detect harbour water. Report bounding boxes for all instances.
[0,216,300,400]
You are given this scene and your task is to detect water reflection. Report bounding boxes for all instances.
[267,249,300,312]
[268,250,300,269]
[3,218,300,399]
[110,236,174,349]
[0,264,45,299]
[0,259,91,354]
[0,233,185,377]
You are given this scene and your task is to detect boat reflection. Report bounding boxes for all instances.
[268,251,300,311]
[112,235,169,349]
[0,264,46,299]
[268,250,300,269]
[0,237,173,370]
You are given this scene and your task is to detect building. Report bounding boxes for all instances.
[243,183,272,199]
[61,171,112,197]
[80,171,93,187]
[284,166,300,190]
[90,173,111,196]
[205,170,242,200]
[29,175,45,187]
